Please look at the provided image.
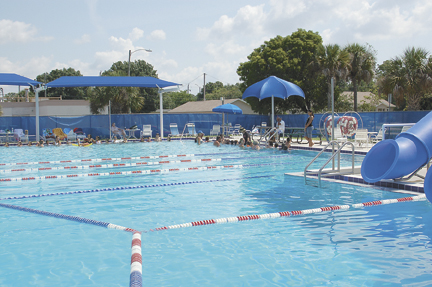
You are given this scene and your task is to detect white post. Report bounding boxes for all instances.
[35,89,39,142]
[159,90,163,139]
[271,95,275,128]
[331,77,335,170]
[109,100,112,140]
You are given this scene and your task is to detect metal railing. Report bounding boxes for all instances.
[304,140,356,188]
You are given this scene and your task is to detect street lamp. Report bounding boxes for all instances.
[195,84,201,94]
[128,48,152,76]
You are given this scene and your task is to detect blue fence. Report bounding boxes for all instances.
[0,111,429,139]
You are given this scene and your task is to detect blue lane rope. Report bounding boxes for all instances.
[0,175,274,201]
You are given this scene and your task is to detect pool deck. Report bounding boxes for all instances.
[286,139,426,194]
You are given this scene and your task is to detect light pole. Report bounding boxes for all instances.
[195,84,201,95]
[128,48,152,76]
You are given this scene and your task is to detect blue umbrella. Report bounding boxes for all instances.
[212,104,243,134]
[212,103,243,114]
[242,76,305,127]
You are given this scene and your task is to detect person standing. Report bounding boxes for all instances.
[304,110,314,147]
[276,116,285,142]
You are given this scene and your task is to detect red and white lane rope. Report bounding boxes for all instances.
[130,232,142,287]
[148,194,427,232]
[0,158,222,174]
[0,151,244,167]
[0,164,244,182]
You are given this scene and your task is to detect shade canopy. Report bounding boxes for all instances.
[242,76,305,127]
[212,103,243,114]
[242,76,305,100]
[0,73,41,86]
[46,76,179,88]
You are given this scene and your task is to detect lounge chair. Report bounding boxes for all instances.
[141,125,152,138]
[168,123,180,137]
[186,123,196,136]
[333,127,347,143]
[210,125,220,136]
[354,129,369,147]
[52,128,67,140]
[13,129,28,142]
[232,124,241,135]
[63,128,77,141]
[371,128,383,143]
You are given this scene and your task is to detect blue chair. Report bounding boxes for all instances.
[169,123,179,137]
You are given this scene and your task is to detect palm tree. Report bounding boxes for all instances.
[344,43,376,111]
[378,47,432,110]
[313,44,350,110]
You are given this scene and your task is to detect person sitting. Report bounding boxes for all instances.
[111,123,126,138]
[167,136,172,142]
[4,142,9,147]
[28,141,32,147]
[122,137,128,143]
[95,136,101,144]
[140,136,145,142]
[17,140,22,147]
[251,140,260,150]
[55,136,62,146]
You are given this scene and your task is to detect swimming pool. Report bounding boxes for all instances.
[1,141,431,286]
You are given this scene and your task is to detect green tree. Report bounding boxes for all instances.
[35,68,85,99]
[344,43,376,111]
[88,60,159,114]
[200,83,242,100]
[237,29,327,114]
[156,91,196,110]
[196,81,224,101]
[312,44,350,110]
[377,47,432,110]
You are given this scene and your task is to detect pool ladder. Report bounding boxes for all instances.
[304,141,356,188]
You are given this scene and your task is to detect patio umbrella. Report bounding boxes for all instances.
[242,76,305,128]
[212,103,243,114]
[212,104,243,134]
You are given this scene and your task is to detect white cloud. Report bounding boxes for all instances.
[149,30,166,41]
[0,19,52,44]
[129,28,144,41]
[74,34,91,45]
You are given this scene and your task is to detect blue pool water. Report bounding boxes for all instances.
[1,141,432,286]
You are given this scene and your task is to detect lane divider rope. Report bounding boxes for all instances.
[0,175,273,201]
[145,194,427,233]
[130,232,142,287]
[0,202,137,232]
[0,155,289,174]
[0,151,246,167]
[0,163,285,182]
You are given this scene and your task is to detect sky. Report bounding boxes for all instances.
[1,0,432,95]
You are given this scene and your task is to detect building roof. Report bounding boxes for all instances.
[341,91,396,108]
[168,98,256,114]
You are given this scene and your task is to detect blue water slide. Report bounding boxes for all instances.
[361,111,432,185]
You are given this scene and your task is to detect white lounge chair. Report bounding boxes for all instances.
[141,125,152,138]
[186,123,196,136]
[371,128,383,143]
[354,129,369,147]
[13,129,28,142]
[333,127,347,143]
[210,125,220,136]
[169,123,179,137]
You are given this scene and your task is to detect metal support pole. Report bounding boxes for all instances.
[159,90,163,139]
[331,77,335,170]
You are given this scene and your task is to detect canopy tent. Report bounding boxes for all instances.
[0,73,41,86]
[33,76,180,141]
[45,76,178,88]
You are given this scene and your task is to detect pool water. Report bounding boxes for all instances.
[1,141,432,286]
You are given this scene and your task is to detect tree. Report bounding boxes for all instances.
[312,44,350,110]
[155,91,196,110]
[196,81,224,101]
[198,83,242,101]
[344,43,376,111]
[35,68,85,99]
[88,60,159,114]
[377,47,432,110]
[237,29,327,114]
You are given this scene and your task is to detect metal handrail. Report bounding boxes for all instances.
[304,141,356,187]
[317,142,355,187]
